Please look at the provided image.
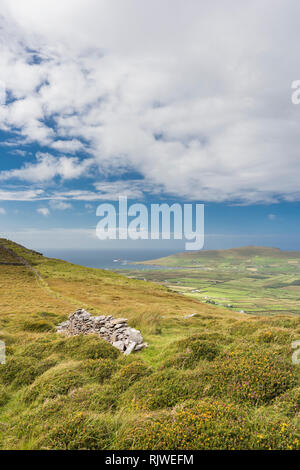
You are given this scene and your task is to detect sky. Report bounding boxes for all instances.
[1,0,300,251]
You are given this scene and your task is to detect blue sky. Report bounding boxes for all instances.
[1,1,300,251]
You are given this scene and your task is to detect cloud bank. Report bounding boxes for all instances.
[1,0,300,203]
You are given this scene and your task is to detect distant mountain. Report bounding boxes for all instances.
[140,246,300,266]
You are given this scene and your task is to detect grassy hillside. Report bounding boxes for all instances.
[140,246,300,266]
[0,239,299,449]
[129,246,300,315]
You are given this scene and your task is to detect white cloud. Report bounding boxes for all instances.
[48,190,106,201]
[0,1,300,202]
[268,214,276,220]
[50,139,85,154]
[0,189,44,201]
[0,184,155,202]
[49,200,72,210]
[93,180,162,200]
[37,207,50,216]
[0,207,6,214]
[0,153,93,182]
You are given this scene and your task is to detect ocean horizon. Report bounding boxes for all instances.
[42,248,178,271]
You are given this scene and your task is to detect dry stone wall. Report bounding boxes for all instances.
[57,309,148,354]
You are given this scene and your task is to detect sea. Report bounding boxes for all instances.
[42,249,177,271]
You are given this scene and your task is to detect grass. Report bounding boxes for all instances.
[0,239,299,449]
[124,246,300,315]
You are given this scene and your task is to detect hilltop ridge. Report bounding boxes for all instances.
[140,245,300,266]
[0,237,43,256]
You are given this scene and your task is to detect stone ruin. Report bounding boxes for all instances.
[57,309,148,355]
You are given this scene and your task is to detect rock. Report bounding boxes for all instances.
[124,342,137,355]
[113,341,125,352]
[184,313,198,319]
[94,315,106,321]
[134,343,148,351]
[111,332,119,342]
[111,318,128,325]
[123,328,143,344]
[57,309,147,354]
[57,321,69,332]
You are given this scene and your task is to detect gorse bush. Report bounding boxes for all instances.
[177,336,220,357]
[23,362,90,403]
[0,357,57,388]
[36,412,115,450]
[110,361,152,392]
[273,387,300,417]
[65,383,115,412]
[254,328,293,345]
[80,358,116,383]
[0,385,9,407]
[55,335,119,361]
[164,337,220,369]
[208,350,296,405]
[21,320,54,332]
[117,399,300,450]
[123,369,204,411]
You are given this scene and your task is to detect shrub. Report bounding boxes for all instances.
[117,399,251,449]
[123,369,204,411]
[36,412,115,450]
[164,337,220,369]
[69,375,145,414]
[117,399,300,450]
[181,332,232,344]
[86,383,120,412]
[229,321,258,337]
[16,337,62,360]
[66,384,113,412]
[254,328,292,345]
[0,384,9,407]
[54,360,150,413]
[23,362,89,403]
[56,335,119,360]
[81,359,115,383]
[0,357,57,388]
[208,350,296,405]
[111,361,152,392]
[21,320,54,332]
[273,387,300,417]
[67,378,139,413]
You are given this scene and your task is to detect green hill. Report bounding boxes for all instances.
[0,239,299,450]
[129,246,300,315]
[140,246,300,266]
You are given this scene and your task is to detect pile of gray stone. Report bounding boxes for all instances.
[57,308,148,355]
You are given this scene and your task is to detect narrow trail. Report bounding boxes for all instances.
[0,242,94,313]
[0,243,42,278]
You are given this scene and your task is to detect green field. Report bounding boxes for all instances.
[0,240,299,450]
[122,246,300,315]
